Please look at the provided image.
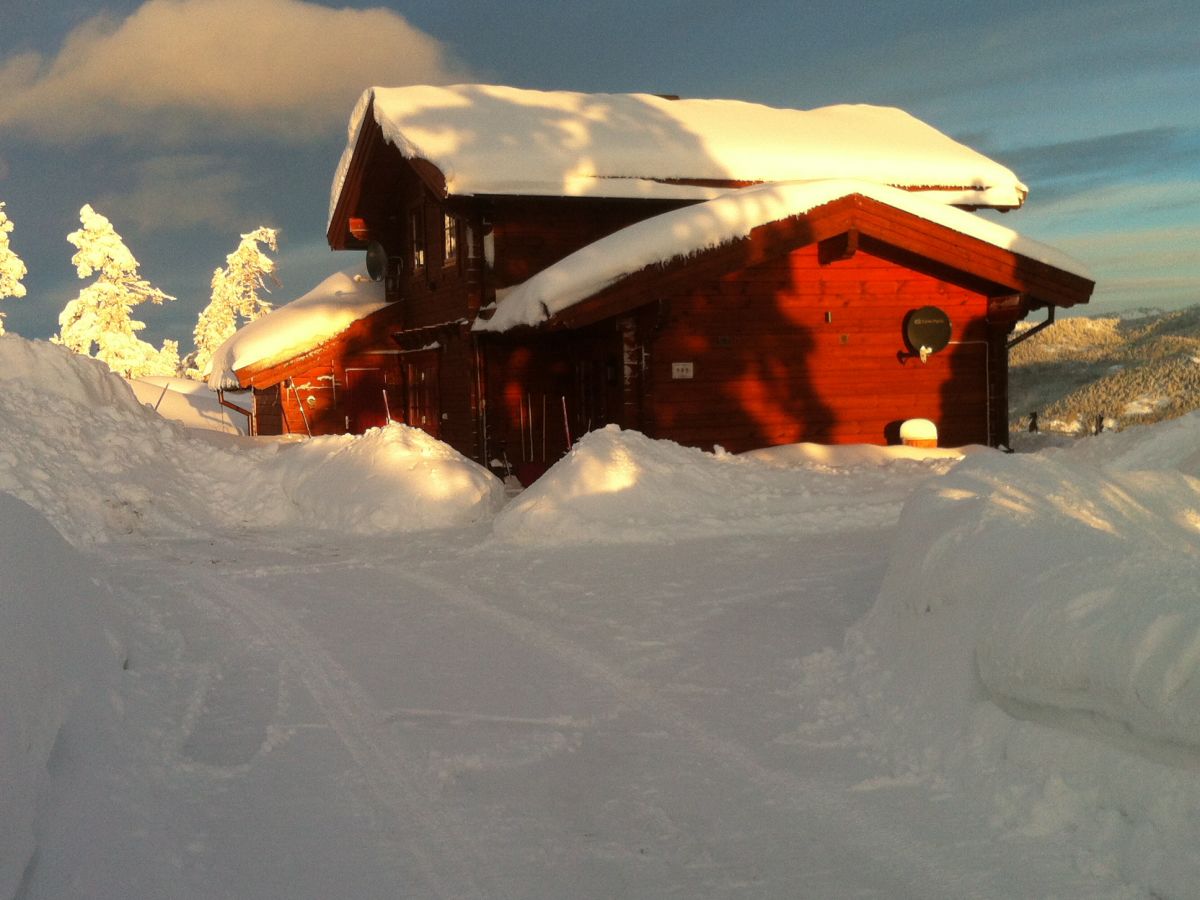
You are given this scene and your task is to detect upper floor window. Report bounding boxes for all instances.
[443,213,458,264]
[410,207,426,270]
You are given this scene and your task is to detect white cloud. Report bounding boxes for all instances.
[0,0,468,141]
[94,155,248,232]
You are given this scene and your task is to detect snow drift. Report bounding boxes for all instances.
[849,419,1200,898]
[863,446,1200,749]
[494,424,963,543]
[0,493,117,899]
[270,425,504,534]
[0,336,502,545]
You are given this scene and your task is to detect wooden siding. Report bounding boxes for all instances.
[484,324,626,472]
[486,196,692,287]
[640,243,1000,451]
[256,350,403,437]
[425,329,478,457]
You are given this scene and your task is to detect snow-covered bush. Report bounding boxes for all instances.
[53,204,179,378]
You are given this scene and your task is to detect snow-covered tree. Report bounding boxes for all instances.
[53,204,179,378]
[0,201,28,335]
[189,226,279,378]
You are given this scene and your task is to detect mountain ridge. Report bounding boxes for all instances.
[1008,305,1200,435]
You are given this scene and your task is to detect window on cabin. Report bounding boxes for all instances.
[443,213,458,264]
[410,207,426,270]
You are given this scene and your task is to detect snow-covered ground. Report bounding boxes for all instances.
[5,333,1200,898]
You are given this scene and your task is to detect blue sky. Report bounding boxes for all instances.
[1,0,1197,347]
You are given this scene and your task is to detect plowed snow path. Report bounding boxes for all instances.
[31,529,1134,899]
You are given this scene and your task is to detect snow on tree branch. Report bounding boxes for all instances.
[0,201,28,336]
[189,226,280,378]
[53,204,179,378]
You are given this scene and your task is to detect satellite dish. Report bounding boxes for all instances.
[365,240,388,282]
[904,306,951,357]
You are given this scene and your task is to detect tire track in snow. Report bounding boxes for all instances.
[178,566,490,900]
[394,566,1003,899]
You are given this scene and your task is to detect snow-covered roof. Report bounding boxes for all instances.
[476,180,1093,333]
[329,84,1028,225]
[207,267,386,389]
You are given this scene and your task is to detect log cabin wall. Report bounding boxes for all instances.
[483,323,627,473]
[242,304,408,437]
[485,197,693,287]
[382,193,693,462]
[255,349,404,437]
[390,193,480,455]
[639,242,999,452]
[395,194,470,323]
[393,325,478,455]
[316,182,486,455]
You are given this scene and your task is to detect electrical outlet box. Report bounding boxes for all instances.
[671,362,694,380]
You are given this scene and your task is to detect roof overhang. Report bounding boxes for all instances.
[327,96,449,251]
[231,301,405,389]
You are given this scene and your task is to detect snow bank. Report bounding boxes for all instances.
[479,180,1090,332]
[331,84,1027,222]
[0,336,501,545]
[270,425,505,534]
[494,425,962,543]
[207,267,385,390]
[1051,408,1200,475]
[864,451,1200,722]
[848,431,1200,897]
[0,493,116,899]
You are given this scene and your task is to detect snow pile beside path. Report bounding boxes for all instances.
[864,451,1200,724]
[0,337,501,544]
[0,493,117,899]
[0,335,212,544]
[495,425,963,543]
[1054,408,1200,475]
[743,440,969,468]
[272,425,505,534]
[851,439,1200,897]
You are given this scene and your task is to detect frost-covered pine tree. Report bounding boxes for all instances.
[0,201,28,335]
[54,204,180,378]
[189,226,279,377]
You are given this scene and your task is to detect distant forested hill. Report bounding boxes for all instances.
[1008,306,1200,434]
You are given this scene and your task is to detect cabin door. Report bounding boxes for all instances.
[403,350,441,439]
[345,366,401,432]
[568,330,623,438]
[251,387,284,436]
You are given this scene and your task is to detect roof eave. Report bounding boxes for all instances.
[327,98,450,251]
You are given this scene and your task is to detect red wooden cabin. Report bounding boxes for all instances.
[221,85,1093,468]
